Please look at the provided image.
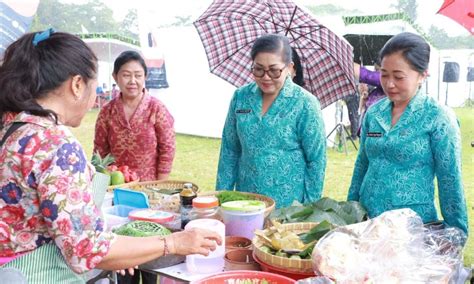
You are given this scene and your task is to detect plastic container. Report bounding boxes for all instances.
[102,192,114,208]
[103,205,135,230]
[193,270,296,284]
[128,208,174,222]
[128,208,181,231]
[190,196,220,220]
[220,200,266,240]
[185,219,225,274]
[113,188,149,208]
[180,183,197,229]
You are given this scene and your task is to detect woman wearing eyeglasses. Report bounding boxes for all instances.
[216,34,326,208]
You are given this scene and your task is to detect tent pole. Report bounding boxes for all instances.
[437,52,441,102]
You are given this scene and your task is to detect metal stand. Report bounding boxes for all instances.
[445,82,449,105]
[326,100,358,154]
[327,123,358,154]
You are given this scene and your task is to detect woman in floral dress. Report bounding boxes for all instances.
[0,30,220,283]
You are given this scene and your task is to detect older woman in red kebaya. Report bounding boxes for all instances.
[94,51,175,182]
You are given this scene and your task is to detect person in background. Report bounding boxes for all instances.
[94,51,176,284]
[216,34,326,208]
[101,83,110,101]
[290,47,305,87]
[342,91,360,141]
[357,83,369,115]
[0,30,221,283]
[347,32,468,236]
[94,83,105,108]
[354,61,386,111]
[94,51,175,182]
[353,62,386,137]
[111,83,120,100]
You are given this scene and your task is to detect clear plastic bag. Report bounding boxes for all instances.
[312,209,469,283]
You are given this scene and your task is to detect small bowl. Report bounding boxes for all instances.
[224,249,261,271]
[225,236,252,252]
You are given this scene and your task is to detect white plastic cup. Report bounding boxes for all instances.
[184,219,225,274]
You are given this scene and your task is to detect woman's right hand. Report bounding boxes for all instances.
[166,228,222,256]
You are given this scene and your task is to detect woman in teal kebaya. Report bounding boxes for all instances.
[216,34,326,208]
[348,32,468,235]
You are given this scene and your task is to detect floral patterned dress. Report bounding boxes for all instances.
[0,112,114,273]
[348,93,468,235]
[216,78,326,208]
[94,92,175,181]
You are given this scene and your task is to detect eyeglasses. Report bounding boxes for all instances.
[251,65,286,79]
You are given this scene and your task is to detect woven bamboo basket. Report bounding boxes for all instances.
[122,180,199,212]
[198,190,275,218]
[252,222,317,273]
[107,180,139,192]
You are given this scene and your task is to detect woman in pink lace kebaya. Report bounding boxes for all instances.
[94,51,176,181]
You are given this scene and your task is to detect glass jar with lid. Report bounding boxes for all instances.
[190,196,221,221]
[180,183,197,229]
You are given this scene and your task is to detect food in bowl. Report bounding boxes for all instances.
[113,220,171,237]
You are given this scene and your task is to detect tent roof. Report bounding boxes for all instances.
[78,33,141,63]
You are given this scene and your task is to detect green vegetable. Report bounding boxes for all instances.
[270,197,367,226]
[259,245,273,254]
[91,152,115,173]
[289,254,301,260]
[216,191,255,205]
[113,221,171,237]
[299,220,335,244]
[275,251,289,258]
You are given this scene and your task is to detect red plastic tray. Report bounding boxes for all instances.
[192,270,296,284]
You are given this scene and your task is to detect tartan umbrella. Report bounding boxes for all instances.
[437,0,474,35]
[193,0,356,108]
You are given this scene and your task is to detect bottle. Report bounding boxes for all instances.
[185,219,225,274]
[190,196,220,221]
[180,183,196,229]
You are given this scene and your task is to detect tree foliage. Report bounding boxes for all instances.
[392,0,418,22]
[30,0,138,40]
[119,9,139,40]
[427,25,474,49]
[305,4,361,16]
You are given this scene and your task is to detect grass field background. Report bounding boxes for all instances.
[71,107,473,266]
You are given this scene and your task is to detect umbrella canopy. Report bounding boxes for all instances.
[437,0,474,35]
[343,34,392,66]
[194,0,356,108]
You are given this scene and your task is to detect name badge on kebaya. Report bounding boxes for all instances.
[236,109,251,114]
[367,132,383,138]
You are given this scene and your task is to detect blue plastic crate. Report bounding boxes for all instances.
[113,188,149,209]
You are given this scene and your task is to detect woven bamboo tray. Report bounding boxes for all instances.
[198,190,275,218]
[107,180,139,192]
[252,222,317,273]
[122,180,199,212]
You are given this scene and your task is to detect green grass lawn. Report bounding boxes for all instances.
[71,107,474,266]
